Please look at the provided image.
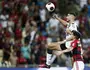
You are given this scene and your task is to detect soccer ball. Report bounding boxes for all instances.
[45,2,55,12]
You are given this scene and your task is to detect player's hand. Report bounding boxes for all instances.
[53,14,59,19]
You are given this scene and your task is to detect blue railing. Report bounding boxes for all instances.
[0,66,90,70]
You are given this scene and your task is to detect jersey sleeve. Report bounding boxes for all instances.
[77,40,82,47]
[69,22,79,31]
[72,24,78,31]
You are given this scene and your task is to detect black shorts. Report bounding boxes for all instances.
[60,43,72,57]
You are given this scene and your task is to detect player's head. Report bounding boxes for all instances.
[72,30,81,39]
[66,12,76,22]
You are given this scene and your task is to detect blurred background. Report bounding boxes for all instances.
[0,0,90,69]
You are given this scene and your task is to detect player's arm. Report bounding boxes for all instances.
[54,41,77,56]
[47,30,74,45]
[53,14,68,26]
[61,47,73,53]
[53,47,73,56]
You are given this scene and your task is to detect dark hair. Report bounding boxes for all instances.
[68,12,77,17]
[72,30,81,39]
[24,36,30,44]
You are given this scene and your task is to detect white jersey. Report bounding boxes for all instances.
[65,20,79,48]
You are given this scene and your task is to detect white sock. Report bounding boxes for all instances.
[46,53,52,65]
[49,55,56,65]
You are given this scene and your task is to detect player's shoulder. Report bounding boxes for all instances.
[74,20,79,26]
[73,39,81,44]
[77,39,80,43]
[73,39,79,43]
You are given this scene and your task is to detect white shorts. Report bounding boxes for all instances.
[71,61,84,70]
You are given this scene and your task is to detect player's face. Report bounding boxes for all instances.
[66,14,72,22]
[72,33,76,39]
[73,35,76,39]
[66,14,75,22]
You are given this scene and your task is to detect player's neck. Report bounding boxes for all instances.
[69,20,74,23]
[73,39,77,41]
[73,39,78,41]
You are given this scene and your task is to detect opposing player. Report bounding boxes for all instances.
[54,30,84,70]
[45,12,80,68]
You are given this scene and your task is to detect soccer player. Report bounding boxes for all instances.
[45,12,79,68]
[54,30,84,70]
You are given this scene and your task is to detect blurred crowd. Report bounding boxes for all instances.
[0,0,90,67]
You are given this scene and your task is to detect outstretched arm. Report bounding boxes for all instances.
[61,47,73,53]
[53,47,73,56]
[53,14,68,26]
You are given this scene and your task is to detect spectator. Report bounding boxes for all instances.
[38,22,47,36]
[22,22,31,42]
[14,23,22,41]
[10,50,17,67]
[0,10,9,28]
[47,17,60,42]
[83,46,90,63]
[17,53,27,67]
[21,38,31,64]
[39,5,46,22]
